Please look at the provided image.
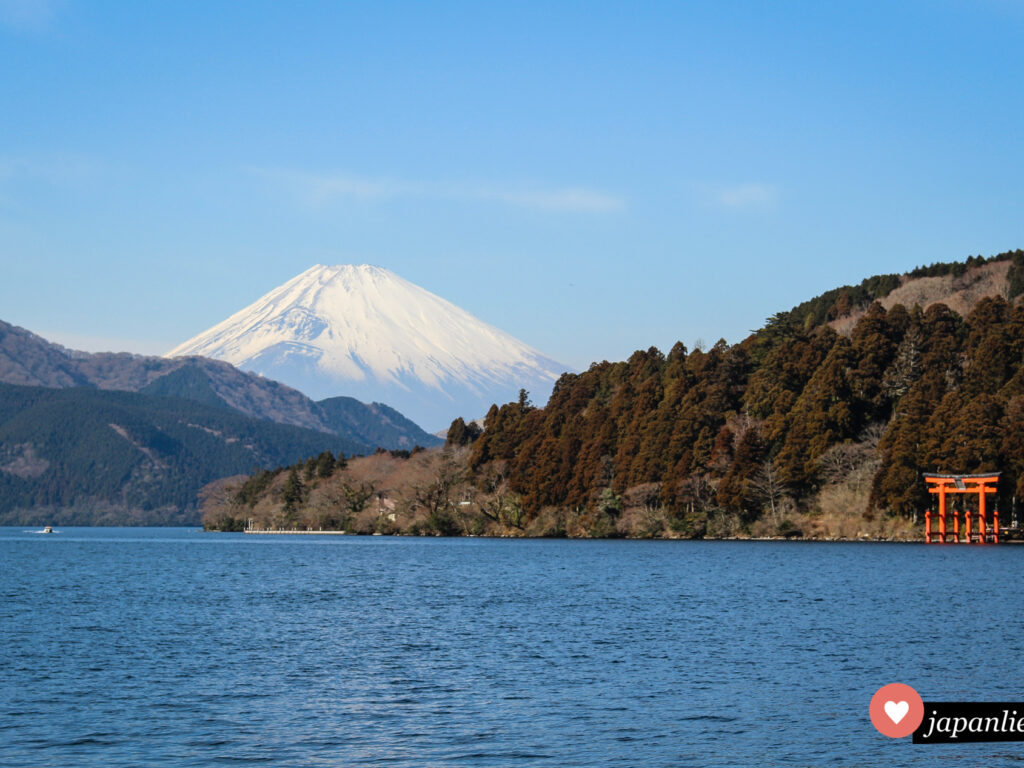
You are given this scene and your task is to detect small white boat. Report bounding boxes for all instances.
[42,525,53,534]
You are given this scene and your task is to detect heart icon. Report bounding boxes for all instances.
[885,700,909,724]
[871,684,923,738]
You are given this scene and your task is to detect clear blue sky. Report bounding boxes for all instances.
[2,0,1022,371]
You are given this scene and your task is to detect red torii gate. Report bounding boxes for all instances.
[923,473,1000,544]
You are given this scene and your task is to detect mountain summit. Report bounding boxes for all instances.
[167,265,568,429]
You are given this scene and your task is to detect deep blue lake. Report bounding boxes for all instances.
[2,528,1023,767]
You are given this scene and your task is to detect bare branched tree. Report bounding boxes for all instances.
[748,461,790,521]
[340,481,375,520]
[816,423,884,490]
[476,462,525,528]
[411,450,469,533]
[882,325,923,406]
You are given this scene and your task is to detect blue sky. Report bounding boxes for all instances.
[1,0,1023,371]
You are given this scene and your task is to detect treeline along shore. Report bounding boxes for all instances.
[203,251,1024,540]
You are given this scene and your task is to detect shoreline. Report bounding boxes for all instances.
[236,528,1024,544]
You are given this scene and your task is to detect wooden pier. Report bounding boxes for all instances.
[244,529,349,535]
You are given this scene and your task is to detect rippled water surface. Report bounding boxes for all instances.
[2,528,1024,767]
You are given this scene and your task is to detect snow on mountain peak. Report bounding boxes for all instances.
[167,265,568,430]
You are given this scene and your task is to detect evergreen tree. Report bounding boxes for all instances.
[315,451,336,478]
[283,468,304,513]
[303,456,317,481]
[446,417,469,446]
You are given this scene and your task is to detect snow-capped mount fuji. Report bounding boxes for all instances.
[167,265,569,430]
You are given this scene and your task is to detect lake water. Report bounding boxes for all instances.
[2,528,1023,767]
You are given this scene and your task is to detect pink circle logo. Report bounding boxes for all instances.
[870,683,924,738]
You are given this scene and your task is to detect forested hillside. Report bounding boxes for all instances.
[204,250,1024,539]
[0,383,365,525]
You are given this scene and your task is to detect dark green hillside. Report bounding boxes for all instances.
[138,365,231,409]
[0,382,369,525]
[316,396,442,450]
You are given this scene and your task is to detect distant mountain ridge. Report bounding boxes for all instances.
[0,381,367,526]
[0,319,440,450]
[167,264,569,430]
[0,320,441,525]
